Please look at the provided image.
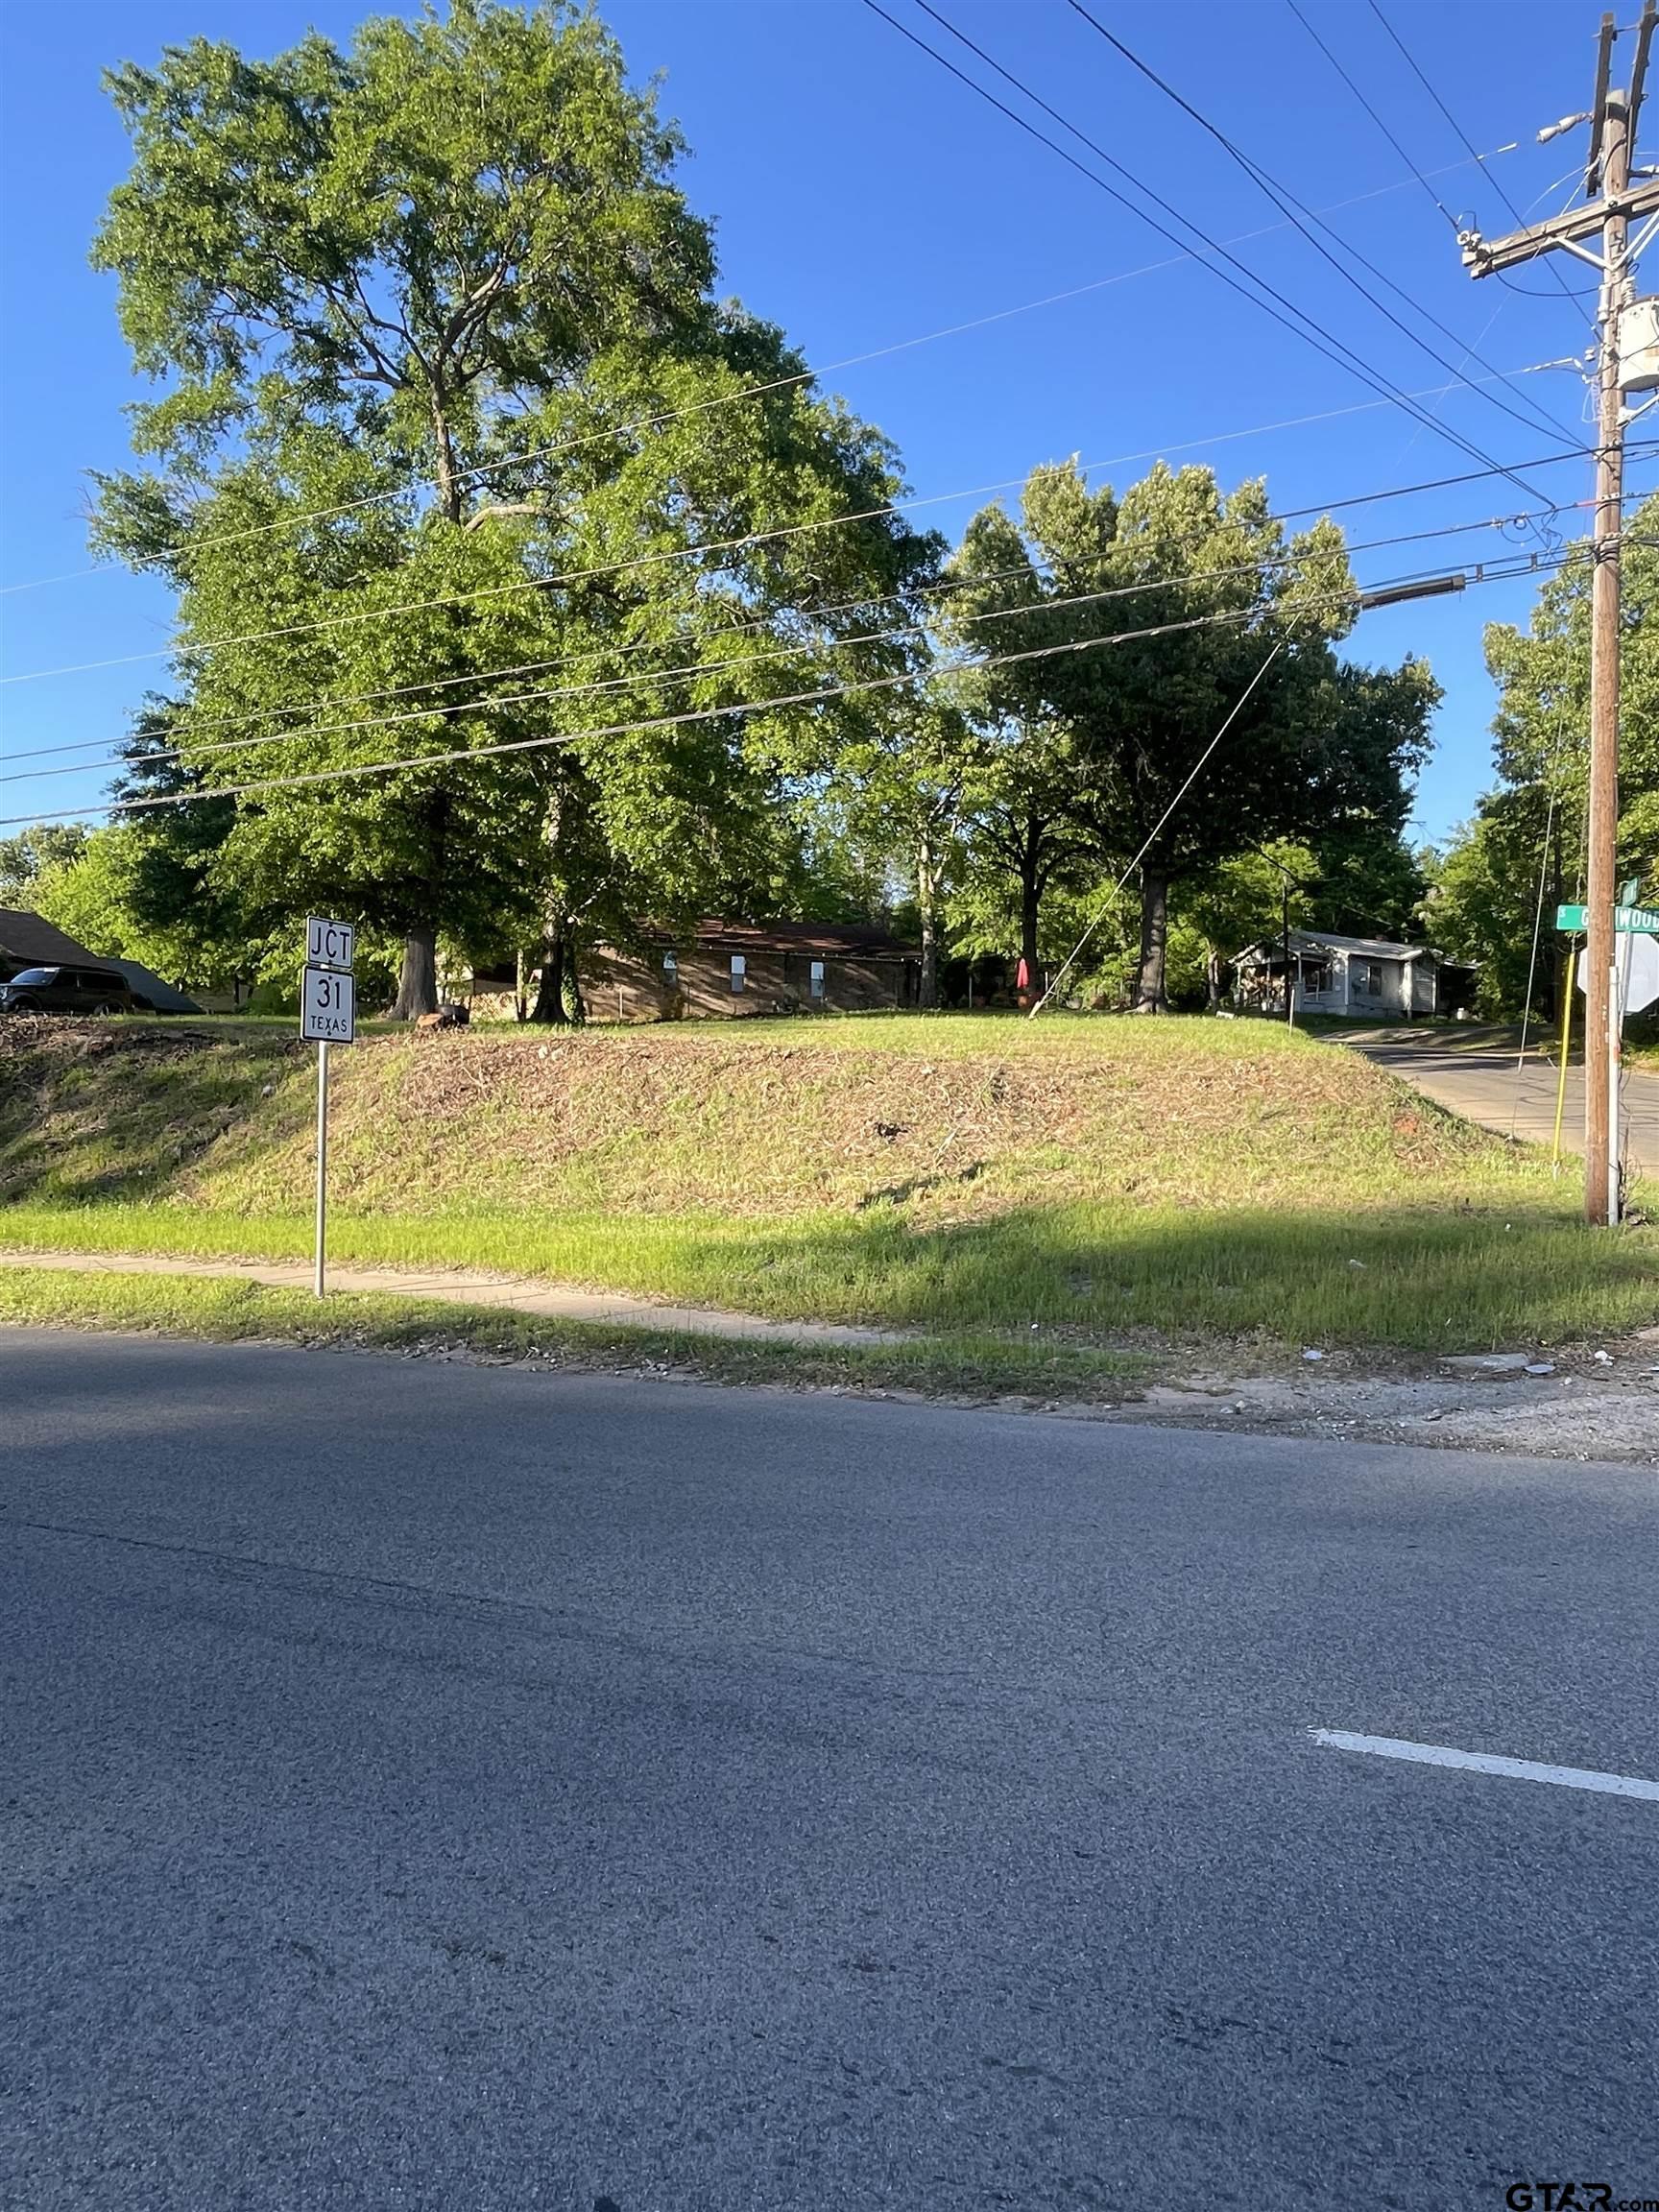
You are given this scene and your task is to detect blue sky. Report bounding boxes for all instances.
[1,0,1646,843]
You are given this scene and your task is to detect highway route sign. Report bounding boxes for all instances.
[301,964,355,1043]
[305,914,356,970]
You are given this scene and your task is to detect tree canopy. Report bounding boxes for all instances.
[90,0,938,1016]
[936,459,1436,1005]
[0,824,91,909]
[58,2,1465,1024]
[1427,493,1659,1019]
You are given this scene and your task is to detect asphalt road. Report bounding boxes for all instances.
[1336,1023,1659,1169]
[3,1333,1656,2212]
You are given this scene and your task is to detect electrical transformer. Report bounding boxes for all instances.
[1618,297,1659,394]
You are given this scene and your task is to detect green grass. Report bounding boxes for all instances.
[0,1265,1142,1400]
[3,1009,1656,1358]
[2,1195,1651,1354]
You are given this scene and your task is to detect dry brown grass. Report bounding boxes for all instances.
[150,1020,1496,1224]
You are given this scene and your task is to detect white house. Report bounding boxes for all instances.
[1231,929,1449,1020]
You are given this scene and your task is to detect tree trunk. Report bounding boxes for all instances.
[563,933,587,1025]
[390,926,440,1021]
[1134,867,1169,1013]
[431,390,464,526]
[529,790,570,1024]
[1020,874,1043,998]
[1206,947,1222,1013]
[514,950,529,1024]
[530,919,568,1024]
[917,833,940,1011]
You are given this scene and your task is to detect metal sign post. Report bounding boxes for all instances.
[1564,883,1650,1223]
[301,919,356,1295]
[1609,878,1639,1226]
[1611,934,1631,1225]
[314,1041,330,1298]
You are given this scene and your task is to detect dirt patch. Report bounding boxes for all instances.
[1112,1336,1659,1463]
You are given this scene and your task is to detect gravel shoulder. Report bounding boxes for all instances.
[1117,1346,1659,1464]
[5,1246,1656,1462]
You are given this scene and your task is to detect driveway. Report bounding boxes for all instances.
[1334,1022,1659,1174]
[3,1332,1655,2209]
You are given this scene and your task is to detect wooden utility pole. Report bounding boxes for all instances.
[1588,78,1629,1225]
[1460,3,1657,1223]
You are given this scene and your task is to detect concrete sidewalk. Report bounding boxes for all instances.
[0,1247,903,1347]
[1334,1024,1659,1175]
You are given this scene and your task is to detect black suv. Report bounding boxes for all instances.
[0,964,136,1016]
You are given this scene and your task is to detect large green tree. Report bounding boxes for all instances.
[952,717,1088,995]
[91,0,934,1017]
[822,690,980,1007]
[1420,795,1569,1020]
[940,460,1436,1008]
[25,709,272,994]
[0,824,91,908]
[1428,493,1659,1017]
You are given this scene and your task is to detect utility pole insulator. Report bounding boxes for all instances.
[1456,179,1659,276]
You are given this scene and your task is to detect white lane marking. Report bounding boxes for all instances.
[1310,1729,1659,1801]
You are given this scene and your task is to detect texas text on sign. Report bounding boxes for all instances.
[301,965,355,1043]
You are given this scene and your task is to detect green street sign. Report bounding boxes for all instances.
[1554,902,1659,933]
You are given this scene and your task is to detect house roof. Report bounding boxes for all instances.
[103,958,203,1014]
[1235,928,1436,965]
[649,919,922,960]
[0,907,103,968]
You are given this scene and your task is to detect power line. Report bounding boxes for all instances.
[1063,0,1575,455]
[1289,1,1599,313]
[0,478,966,689]
[0,158,1532,603]
[1366,0,1599,334]
[5,504,1594,789]
[1285,0,1465,231]
[0,550,1586,832]
[5,432,1636,692]
[2,403,1597,762]
[867,0,1561,511]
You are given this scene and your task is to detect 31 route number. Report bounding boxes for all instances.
[301,965,355,1043]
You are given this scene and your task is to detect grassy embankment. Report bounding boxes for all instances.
[2,1011,1655,1370]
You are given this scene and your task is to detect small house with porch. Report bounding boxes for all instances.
[1231,928,1453,1020]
